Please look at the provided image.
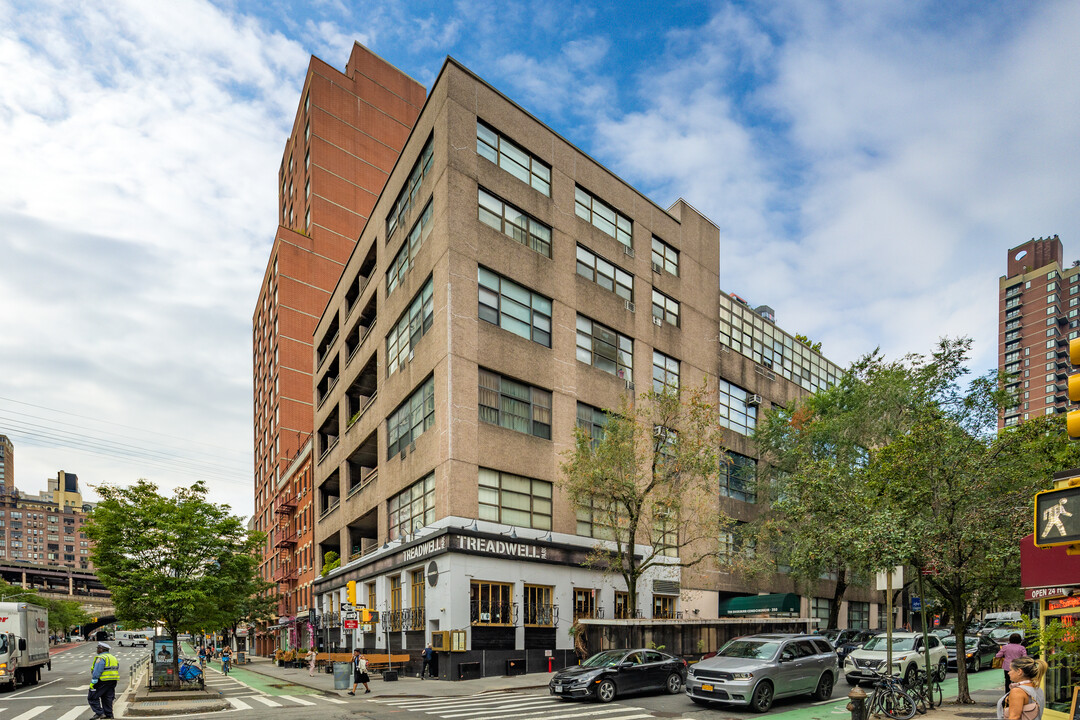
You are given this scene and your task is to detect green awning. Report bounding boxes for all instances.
[718,593,800,616]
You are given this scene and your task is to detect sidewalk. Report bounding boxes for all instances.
[239,654,556,698]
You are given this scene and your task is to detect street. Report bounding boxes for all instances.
[0,642,132,720]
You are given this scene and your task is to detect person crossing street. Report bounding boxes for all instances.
[88,641,120,719]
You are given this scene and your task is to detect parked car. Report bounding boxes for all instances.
[817,629,864,647]
[548,649,687,703]
[844,632,948,685]
[987,627,1025,645]
[835,630,881,664]
[929,627,953,639]
[685,633,839,712]
[69,635,83,643]
[943,634,999,672]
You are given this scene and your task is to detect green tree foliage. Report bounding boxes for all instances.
[85,479,268,686]
[320,551,340,577]
[0,580,90,634]
[560,384,730,613]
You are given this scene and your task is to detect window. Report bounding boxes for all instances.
[812,597,833,624]
[471,580,514,624]
[576,315,633,379]
[367,582,377,612]
[387,135,434,238]
[651,237,679,276]
[390,575,402,630]
[388,473,435,540]
[476,122,551,195]
[576,403,608,446]
[478,188,551,257]
[386,277,434,376]
[478,369,552,439]
[614,591,631,619]
[573,589,597,620]
[719,452,756,503]
[576,245,633,300]
[523,584,554,626]
[848,601,869,629]
[411,569,425,612]
[387,200,433,296]
[653,595,676,619]
[718,380,758,436]
[575,186,632,247]
[651,289,680,326]
[652,351,679,394]
[478,267,552,346]
[386,376,435,457]
[478,468,552,530]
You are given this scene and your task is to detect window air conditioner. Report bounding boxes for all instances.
[652,262,663,274]
[747,394,763,406]
[623,245,635,258]
[624,300,635,313]
[625,379,635,390]
[652,316,663,327]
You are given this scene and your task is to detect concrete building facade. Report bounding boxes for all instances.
[0,469,94,572]
[303,58,879,670]
[250,43,426,655]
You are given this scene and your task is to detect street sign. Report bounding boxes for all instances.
[344,619,358,629]
[1035,485,1080,548]
[876,566,903,591]
[911,597,921,611]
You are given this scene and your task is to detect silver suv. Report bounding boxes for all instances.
[685,634,838,712]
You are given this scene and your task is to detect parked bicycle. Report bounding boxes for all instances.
[905,668,943,714]
[866,669,917,720]
[178,658,204,688]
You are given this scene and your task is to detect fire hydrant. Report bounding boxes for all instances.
[847,685,868,720]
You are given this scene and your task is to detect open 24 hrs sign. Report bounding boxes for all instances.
[1035,485,1080,548]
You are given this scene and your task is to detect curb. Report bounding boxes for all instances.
[124,698,232,717]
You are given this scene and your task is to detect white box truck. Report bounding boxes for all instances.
[0,602,50,688]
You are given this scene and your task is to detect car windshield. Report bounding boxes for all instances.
[582,650,629,668]
[862,636,917,652]
[819,631,840,642]
[718,640,780,660]
[941,637,978,648]
[0,635,7,655]
[990,629,1017,641]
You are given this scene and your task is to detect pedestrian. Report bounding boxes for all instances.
[420,643,434,679]
[348,648,370,695]
[996,633,1029,695]
[307,647,318,677]
[88,641,120,719]
[996,656,1048,720]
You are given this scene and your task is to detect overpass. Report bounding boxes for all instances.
[0,562,114,629]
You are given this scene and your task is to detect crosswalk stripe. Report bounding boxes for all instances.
[250,695,283,707]
[55,709,88,720]
[439,700,566,717]
[458,706,640,720]
[319,695,347,704]
[9,708,52,720]
[227,697,252,710]
[281,695,317,705]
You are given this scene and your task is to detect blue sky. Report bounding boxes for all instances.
[1,0,1078,517]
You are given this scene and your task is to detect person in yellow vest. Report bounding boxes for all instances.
[88,641,120,719]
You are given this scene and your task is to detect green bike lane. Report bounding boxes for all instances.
[181,643,324,697]
[759,668,1003,720]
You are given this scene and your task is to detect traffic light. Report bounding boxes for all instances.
[361,608,379,624]
[346,581,356,606]
[1070,339,1080,438]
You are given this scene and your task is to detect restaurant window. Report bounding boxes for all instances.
[389,575,402,630]
[614,591,631,619]
[411,569,425,615]
[470,581,514,625]
[653,595,676,619]
[573,589,597,620]
[523,585,553,626]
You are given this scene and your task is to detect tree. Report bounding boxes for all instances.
[85,479,267,687]
[560,384,730,615]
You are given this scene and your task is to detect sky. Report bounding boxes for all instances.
[1,0,1078,519]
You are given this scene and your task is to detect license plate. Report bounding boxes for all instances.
[554,685,563,693]
[702,684,714,692]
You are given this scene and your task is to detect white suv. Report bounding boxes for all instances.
[844,632,947,685]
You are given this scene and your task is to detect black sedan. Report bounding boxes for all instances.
[549,649,688,703]
[943,634,999,672]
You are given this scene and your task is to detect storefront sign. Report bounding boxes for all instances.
[456,536,548,559]
[1048,595,1080,611]
[1035,485,1080,547]
[1025,587,1075,601]
[402,536,448,562]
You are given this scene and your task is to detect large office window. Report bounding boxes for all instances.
[387,200,433,296]
[478,468,552,529]
[576,402,608,446]
[386,277,434,376]
[652,351,679,394]
[812,598,833,624]
[574,186,632,248]
[478,369,552,439]
[387,135,435,238]
[576,315,633,380]
[718,380,758,436]
[848,601,869,629]
[476,122,551,196]
[651,289,680,327]
[478,188,551,257]
[576,245,633,301]
[651,237,679,276]
[388,473,435,540]
[719,452,756,503]
[478,267,552,347]
[387,376,435,457]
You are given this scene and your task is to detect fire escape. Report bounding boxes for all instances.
[273,491,298,616]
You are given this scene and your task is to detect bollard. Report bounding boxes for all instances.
[846,685,868,720]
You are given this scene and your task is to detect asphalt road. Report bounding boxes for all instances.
[0,641,132,720]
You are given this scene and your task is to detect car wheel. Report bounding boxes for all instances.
[934,659,947,682]
[814,672,834,701]
[666,673,682,694]
[751,681,774,713]
[596,679,616,703]
[903,664,916,687]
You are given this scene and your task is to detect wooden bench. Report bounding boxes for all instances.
[313,652,411,673]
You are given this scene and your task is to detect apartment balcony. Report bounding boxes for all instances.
[345,245,376,316]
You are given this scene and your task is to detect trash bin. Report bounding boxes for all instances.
[333,662,352,690]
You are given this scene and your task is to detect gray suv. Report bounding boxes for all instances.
[685,634,838,712]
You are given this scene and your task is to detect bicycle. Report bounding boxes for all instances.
[221,656,231,676]
[866,669,918,720]
[905,668,943,714]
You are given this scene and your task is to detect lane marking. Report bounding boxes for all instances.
[282,695,316,705]
[9,679,60,698]
[9,707,51,720]
[56,709,89,720]
[227,697,252,710]
[250,695,282,707]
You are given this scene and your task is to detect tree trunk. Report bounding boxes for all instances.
[953,593,972,703]
[828,566,848,629]
[170,628,181,689]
